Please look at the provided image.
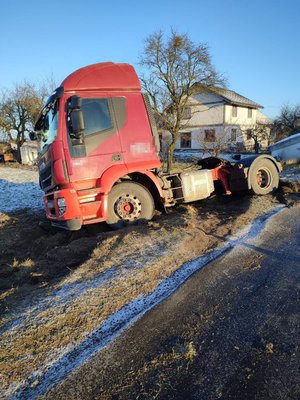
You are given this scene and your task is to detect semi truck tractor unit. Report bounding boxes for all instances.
[34,62,281,230]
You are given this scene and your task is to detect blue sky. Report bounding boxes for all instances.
[0,0,299,118]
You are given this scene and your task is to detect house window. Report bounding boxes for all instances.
[180,132,192,148]
[182,107,191,120]
[232,106,237,117]
[248,108,253,118]
[204,129,216,142]
[231,128,237,141]
[246,129,253,140]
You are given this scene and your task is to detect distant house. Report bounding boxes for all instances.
[20,141,39,165]
[174,87,271,153]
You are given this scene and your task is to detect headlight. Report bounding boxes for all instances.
[57,198,66,216]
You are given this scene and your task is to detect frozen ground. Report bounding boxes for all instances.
[280,163,300,182]
[0,166,43,213]
[0,163,299,398]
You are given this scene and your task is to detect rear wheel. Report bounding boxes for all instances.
[249,159,279,195]
[107,182,154,229]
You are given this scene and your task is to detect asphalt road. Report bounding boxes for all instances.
[44,204,300,400]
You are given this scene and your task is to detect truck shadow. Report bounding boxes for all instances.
[242,242,300,264]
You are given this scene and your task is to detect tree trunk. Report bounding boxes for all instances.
[254,139,259,154]
[167,141,176,173]
[16,145,22,163]
[16,135,23,163]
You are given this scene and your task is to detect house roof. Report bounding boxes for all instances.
[207,87,263,109]
[256,110,272,124]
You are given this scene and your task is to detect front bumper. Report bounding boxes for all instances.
[43,187,107,230]
[43,187,82,228]
[51,218,82,231]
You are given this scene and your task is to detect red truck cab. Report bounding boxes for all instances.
[36,62,281,230]
[36,62,162,230]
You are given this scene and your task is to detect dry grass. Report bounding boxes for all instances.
[0,288,16,302]
[11,258,35,269]
[103,340,198,399]
[0,214,11,229]
[0,191,294,394]
[0,208,215,390]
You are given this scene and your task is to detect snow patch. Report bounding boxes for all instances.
[0,167,43,213]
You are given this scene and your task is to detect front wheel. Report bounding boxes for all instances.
[107,182,154,229]
[249,159,279,195]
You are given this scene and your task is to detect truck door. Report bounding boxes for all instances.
[67,96,126,181]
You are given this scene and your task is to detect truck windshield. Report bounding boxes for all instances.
[41,100,59,149]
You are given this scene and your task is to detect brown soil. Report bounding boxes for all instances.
[0,183,299,396]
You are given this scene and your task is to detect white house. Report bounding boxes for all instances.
[175,87,270,153]
[20,141,39,165]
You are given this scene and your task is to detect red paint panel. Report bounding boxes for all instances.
[117,92,160,167]
[62,63,141,92]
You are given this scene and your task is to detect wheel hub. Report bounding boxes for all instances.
[122,203,133,213]
[256,168,271,188]
[115,194,142,221]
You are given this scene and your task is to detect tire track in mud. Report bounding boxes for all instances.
[8,206,284,400]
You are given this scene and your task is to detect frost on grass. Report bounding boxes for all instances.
[280,164,300,182]
[0,163,298,398]
[0,166,43,213]
[0,201,285,398]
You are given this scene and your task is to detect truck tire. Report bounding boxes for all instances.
[249,159,279,195]
[107,182,154,229]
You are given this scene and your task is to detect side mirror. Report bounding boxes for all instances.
[71,95,82,110]
[43,115,49,131]
[71,110,85,144]
[70,96,85,145]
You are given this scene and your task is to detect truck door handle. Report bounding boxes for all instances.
[112,154,122,162]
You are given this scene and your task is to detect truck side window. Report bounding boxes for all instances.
[81,98,113,136]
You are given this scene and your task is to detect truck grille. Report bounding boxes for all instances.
[39,163,52,191]
[45,194,56,216]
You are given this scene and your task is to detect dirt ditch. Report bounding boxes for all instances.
[0,181,299,397]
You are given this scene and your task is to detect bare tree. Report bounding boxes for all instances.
[242,124,271,153]
[140,30,225,172]
[0,81,50,162]
[273,104,300,142]
[196,129,229,157]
